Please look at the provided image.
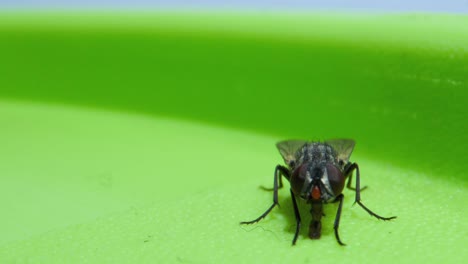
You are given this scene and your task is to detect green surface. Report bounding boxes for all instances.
[0,12,467,263]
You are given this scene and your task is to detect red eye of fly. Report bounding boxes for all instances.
[326,164,345,195]
[290,163,308,196]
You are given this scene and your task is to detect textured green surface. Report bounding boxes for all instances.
[0,100,465,263]
[0,12,467,263]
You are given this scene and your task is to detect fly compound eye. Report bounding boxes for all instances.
[290,163,308,196]
[326,164,345,195]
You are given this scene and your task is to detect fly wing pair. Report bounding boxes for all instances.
[276,139,356,168]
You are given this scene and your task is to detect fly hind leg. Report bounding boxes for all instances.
[260,165,289,191]
[345,162,367,191]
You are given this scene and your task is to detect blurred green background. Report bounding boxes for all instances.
[0,12,466,263]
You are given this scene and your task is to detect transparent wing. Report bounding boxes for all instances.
[325,139,356,164]
[276,140,307,167]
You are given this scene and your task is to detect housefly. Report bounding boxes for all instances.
[240,139,396,246]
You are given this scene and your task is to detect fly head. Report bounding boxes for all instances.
[290,162,346,202]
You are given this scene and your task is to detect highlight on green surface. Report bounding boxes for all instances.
[0,11,466,263]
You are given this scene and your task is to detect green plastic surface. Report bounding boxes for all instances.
[0,12,467,263]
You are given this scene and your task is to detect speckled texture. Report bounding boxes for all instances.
[0,101,466,263]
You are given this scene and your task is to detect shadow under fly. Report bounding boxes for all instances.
[240,139,396,246]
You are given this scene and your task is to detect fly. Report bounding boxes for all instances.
[240,139,396,246]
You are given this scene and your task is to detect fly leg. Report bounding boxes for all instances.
[345,163,397,221]
[345,162,367,191]
[260,165,289,191]
[290,189,301,245]
[333,194,346,246]
[241,165,290,224]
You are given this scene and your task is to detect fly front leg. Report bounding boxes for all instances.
[290,189,301,245]
[241,165,290,225]
[345,163,397,221]
[333,194,346,246]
